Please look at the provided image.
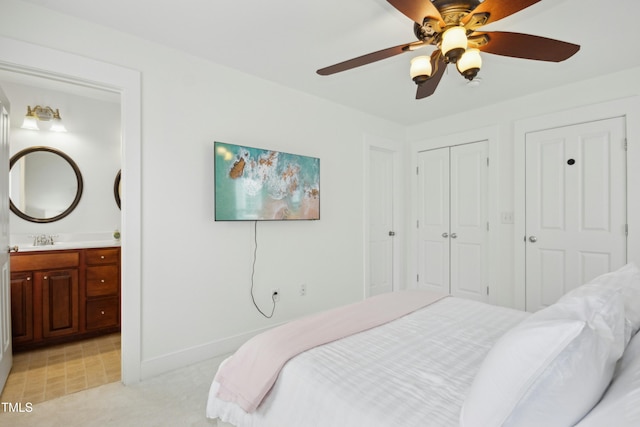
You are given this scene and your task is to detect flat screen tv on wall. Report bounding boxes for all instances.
[214,141,320,221]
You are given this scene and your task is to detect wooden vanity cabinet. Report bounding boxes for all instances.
[84,247,120,330]
[10,247,120,351]
[10,272,34,345]
[41,268,80,338]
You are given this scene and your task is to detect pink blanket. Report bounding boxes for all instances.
[215,290,447,412]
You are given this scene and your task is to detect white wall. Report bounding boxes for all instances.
[406,67,640,309]
[4,0,639,380]
[2,81,121,239]
[0,0,405,377]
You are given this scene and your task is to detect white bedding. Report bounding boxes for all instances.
[206,297,529,427]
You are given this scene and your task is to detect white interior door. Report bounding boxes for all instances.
[368,148,395,296]
[525,117,627,311]
[450,142,489,300]
[417,142,488,301]
[0,86,12,391]
[417,147,450,293]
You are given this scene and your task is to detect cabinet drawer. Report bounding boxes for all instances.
[11,251,79,272]
[86,298,119,330]
[86,265,119,297]
[85,248,120,265]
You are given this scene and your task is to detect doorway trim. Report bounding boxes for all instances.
[514,96,640,311]
[0,36,142,383]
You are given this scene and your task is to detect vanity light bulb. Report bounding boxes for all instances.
[49,119,67,132]
[21,116,39,130]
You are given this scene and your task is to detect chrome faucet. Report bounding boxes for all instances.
[30,234,56,246]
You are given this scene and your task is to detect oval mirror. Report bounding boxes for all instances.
[9,146,84,223]
[114,169,121,209]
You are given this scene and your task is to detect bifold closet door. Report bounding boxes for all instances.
[417,142,489,301]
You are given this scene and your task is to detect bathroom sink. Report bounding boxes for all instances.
[14,240,120,252]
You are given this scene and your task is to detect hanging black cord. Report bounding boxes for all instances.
[250,220,276,318]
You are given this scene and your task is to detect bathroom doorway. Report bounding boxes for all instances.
[0,71,123,402]
[0,36,142,385]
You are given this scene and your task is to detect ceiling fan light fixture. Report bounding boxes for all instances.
[410,55,432,85]
[457,48,482,80]
[441,26,467,64]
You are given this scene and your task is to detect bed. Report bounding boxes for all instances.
[206,264,640,427]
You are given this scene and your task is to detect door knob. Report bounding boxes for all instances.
[450,233,457,239]
[442,232,449,238]
[529,236,537,243]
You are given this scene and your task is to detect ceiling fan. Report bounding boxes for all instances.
[316,0,580,99]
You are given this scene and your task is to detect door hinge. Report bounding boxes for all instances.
[416,166,419,175]
[486,157,489,167]
[626,224,629,236]
[624,138,628,151]
[486,221,489,231]
[417,220,419,228]
[486,286,490,296]
[417,274,419,282]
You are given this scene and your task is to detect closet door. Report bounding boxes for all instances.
[417,142,488,301]
[450,142,489,300]
[525,117,627,311]
[417,147,450,294]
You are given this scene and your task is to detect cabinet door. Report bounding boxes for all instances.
[41,269,79,338]
[10,273,33,344]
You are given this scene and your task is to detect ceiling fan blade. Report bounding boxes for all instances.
[387,0,445,25]
[317,41,425,75]
[416,51,447,99]
[461,0,541,27]
[475,32,580,62]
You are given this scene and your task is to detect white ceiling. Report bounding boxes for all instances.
[17,0,640,125]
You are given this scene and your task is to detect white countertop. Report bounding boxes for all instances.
[13,240,121,253]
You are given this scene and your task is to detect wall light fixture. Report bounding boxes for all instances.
[21,105,67,132]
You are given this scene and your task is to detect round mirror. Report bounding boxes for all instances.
[9,146,84,223]
[114,169,121,209]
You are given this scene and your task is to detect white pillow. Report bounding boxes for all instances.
[575,331,640,426]
[560,262,640,343]
[460,286,625,427]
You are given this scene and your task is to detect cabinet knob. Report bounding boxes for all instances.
[100,256,105,259]
[43,276,47,280]
[27,277,31,281]
[101,279,105,283]
[101,311,105,315]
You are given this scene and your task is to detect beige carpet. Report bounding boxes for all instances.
[0,355,227,426]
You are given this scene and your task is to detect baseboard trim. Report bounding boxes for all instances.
[139,323,282,380]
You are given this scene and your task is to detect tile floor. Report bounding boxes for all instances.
[0,333,121,405]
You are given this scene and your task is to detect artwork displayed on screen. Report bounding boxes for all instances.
[214,141,320,221]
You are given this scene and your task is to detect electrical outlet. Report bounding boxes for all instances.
[271,288,280,302]
[300,283,307,296]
